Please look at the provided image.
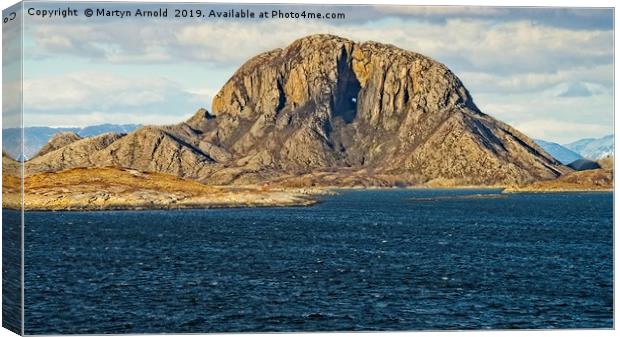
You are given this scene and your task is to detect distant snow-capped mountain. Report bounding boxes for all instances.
[534,139,583,165]
[564,135,614,160]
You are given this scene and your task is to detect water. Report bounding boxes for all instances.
[17,189,612,334]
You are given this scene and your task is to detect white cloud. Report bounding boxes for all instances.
[511,119,611,144]
[23,111,194,128]
[24,72,199,111]
[25,17,612,74]
[475,89,613,143]
[543,82,611,98]
[185,87,217,108]
[22,72,207,127]
[373,5,505,17]
[20,8,613,141]
[459,64,613,95]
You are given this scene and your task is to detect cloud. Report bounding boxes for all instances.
[185,87,217,108]
[551,82,611,98]
[511,119,611,144]
[475,89,613,143]
[24,72,189,109]
[23,72,207,127]
[373,5,506,18]
[23,111,194,128]
[24,12,613,74]
[19,5,613,142]
[372,6,613,30]
[458,64,613,95]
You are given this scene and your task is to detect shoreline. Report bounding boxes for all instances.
[4,186,613,212]
[2,198,320,213]
[2,167,612,212]
[502,188,613,194]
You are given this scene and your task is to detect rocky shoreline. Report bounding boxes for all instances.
[2,164,612,212]
[502,168,613,193]
[2,167,323,211]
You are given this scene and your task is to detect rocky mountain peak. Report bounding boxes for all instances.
[34,131,82,157]
[199,34,565,183]
[185,108,215,130]
[24,34,570,186]
[211,34,475,122]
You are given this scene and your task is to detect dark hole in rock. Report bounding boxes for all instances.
[331,48,361,124]
[276,79,287,112]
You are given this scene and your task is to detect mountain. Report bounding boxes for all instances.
[567,158,601,171]
[564,134,614,160]
[534,139,582,164]
[23,34,569,186]
[26,133,124,174]
[2,124,140,160]
[35,132,82,157]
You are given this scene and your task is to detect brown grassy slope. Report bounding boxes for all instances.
[503,168,613,193]
[3,167,316,211]
[598,156,614,169]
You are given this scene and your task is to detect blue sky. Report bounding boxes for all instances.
[16,3,613,143]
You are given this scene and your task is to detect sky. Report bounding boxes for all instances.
[12,2,614,144]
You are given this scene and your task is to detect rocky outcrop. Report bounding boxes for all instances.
[2,152,21,178]
[24,34,570,186]
[3,167,317,211]
[91,126,216,179]
[504,168,613,193]
[26,133,123,175]
[201,34,568,184]
[25,125,222,180]
[34,131,82,157]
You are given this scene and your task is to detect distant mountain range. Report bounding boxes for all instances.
[2,124,140,160]
[564,135,614,161]
[534,139,583,165]
[535,135,613,165]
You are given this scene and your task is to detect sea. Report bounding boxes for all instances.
[12,189,613,334]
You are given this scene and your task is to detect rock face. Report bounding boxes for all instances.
[26,133,123,175]
[24,34,570,186]
[201,34,568,184]
[25,126,219,179]
[90,126,216,178]
[34,132,82,157]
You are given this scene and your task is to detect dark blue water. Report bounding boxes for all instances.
[2,208,22,334]
[20,189,613,334]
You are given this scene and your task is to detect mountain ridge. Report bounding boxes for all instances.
[534,139,583,165]
[564,134,613,160]
[2,123,141,160]
[21,34,570,187]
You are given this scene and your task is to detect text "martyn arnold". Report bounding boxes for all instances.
[93,8,168,18]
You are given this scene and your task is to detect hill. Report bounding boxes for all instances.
[23,34,568,187]
[2,167,317,211]
[2,124,140,160]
